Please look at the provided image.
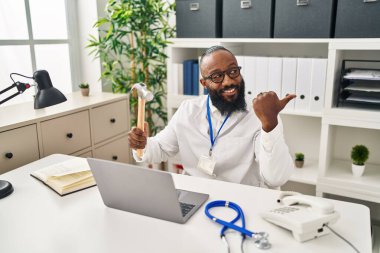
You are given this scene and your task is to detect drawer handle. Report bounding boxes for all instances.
[5,152,13,159]
[297,0,309,6]
[240,0,251,9]
[110,118,116,123]
[189,3,199,11]
[66,133,73,139]
[112,155,118,161]
[300,95,305,100]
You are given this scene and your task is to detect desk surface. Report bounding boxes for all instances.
[0,154,372,253]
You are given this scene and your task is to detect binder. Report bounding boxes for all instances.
[170,63,183,95]
[309,58,327,112]
[281,58,297,110]
[255,57,269,96]
[295,58,313,111]
[244,56,256,104]
[267,57,282,97]
[183,60,194,95]
[192,61,199,95]
[235,56,248,103]
[177,63,184,95]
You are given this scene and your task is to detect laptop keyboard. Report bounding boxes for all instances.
[179,202,195,217]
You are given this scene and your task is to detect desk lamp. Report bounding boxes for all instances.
[0,70,67,199]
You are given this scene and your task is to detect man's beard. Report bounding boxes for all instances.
[208,78,247,116]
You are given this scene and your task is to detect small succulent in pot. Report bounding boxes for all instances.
[78,83,89,96]
[351,145,369,177]
[295,152,304,168]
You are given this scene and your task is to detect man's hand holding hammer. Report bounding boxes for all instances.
[128,122,148,150]
[128,83,152,157]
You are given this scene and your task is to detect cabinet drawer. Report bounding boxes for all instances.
[78,151,93,158]
[93,135,130,163]
[41,110,91,156]
[92,100,129,144]
[0,124,39,174]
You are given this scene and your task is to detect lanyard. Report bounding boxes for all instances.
[206,95,231,156]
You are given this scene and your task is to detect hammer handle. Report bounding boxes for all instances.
[136,97,145,158]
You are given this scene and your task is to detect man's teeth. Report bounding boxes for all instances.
[223,87,236,94]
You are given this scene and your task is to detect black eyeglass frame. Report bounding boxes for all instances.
[203,66,242,84]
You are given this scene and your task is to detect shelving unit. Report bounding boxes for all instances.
[166,38,329,185]
[166,39,380,225]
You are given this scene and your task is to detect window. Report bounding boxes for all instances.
[0,0,79,105]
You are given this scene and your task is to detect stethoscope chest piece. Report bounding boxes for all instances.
[252,232,271,250]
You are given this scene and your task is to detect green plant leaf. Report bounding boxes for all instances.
[88,0,175,134]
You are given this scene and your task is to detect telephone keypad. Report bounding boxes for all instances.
[271,206,299,214]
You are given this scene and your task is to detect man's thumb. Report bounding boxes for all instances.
[279,94,296,109]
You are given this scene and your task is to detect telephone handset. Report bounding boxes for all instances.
[261,192,340,242]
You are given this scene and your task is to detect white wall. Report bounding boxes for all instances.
[75,0,102,93]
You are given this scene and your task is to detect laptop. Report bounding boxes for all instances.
[87,158,209,224]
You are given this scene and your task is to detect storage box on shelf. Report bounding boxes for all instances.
[0,92,130,174]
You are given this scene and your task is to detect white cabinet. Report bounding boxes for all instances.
[0,92,130,174]
[0,124,40,174]
[41,110,91,156]
[166,38,380,219]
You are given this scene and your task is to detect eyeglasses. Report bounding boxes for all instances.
[203,66,241,84]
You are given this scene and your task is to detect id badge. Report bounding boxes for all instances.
[197,155,216,177]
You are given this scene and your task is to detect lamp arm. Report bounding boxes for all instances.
[0,82,31,105]
[0,83,17,95]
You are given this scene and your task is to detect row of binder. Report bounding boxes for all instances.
[169,56,328,113]
[183,59,199,96]
[236,56,328,112]
[169,60,204,96]
[169,60,208,96]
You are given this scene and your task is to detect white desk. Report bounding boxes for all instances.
[0,154,372,253]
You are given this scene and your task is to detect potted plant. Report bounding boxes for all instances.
[79,83,90,96]
[351,145,369,177]
[295,152,304,168]
[88,0,175,136]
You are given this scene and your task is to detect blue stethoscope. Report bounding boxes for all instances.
[205,200,271,252]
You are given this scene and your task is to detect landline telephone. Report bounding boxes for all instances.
[261,192,340,242]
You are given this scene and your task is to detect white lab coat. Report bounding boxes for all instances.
[134,95,294,188]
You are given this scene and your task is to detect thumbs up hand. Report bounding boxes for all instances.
[253,91,296,132]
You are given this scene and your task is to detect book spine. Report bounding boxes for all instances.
[183,60,193,95]
[192,61,199,95]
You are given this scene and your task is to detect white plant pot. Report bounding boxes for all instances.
[352,164,365,177]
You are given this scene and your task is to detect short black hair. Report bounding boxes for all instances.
[199,45,233,68]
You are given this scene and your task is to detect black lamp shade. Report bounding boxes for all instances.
[33,70,67,109]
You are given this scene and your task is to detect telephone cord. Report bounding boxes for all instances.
[325,224,360,253]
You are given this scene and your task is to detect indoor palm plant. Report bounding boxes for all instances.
[88,0,175,135]
[351,145,369,177]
